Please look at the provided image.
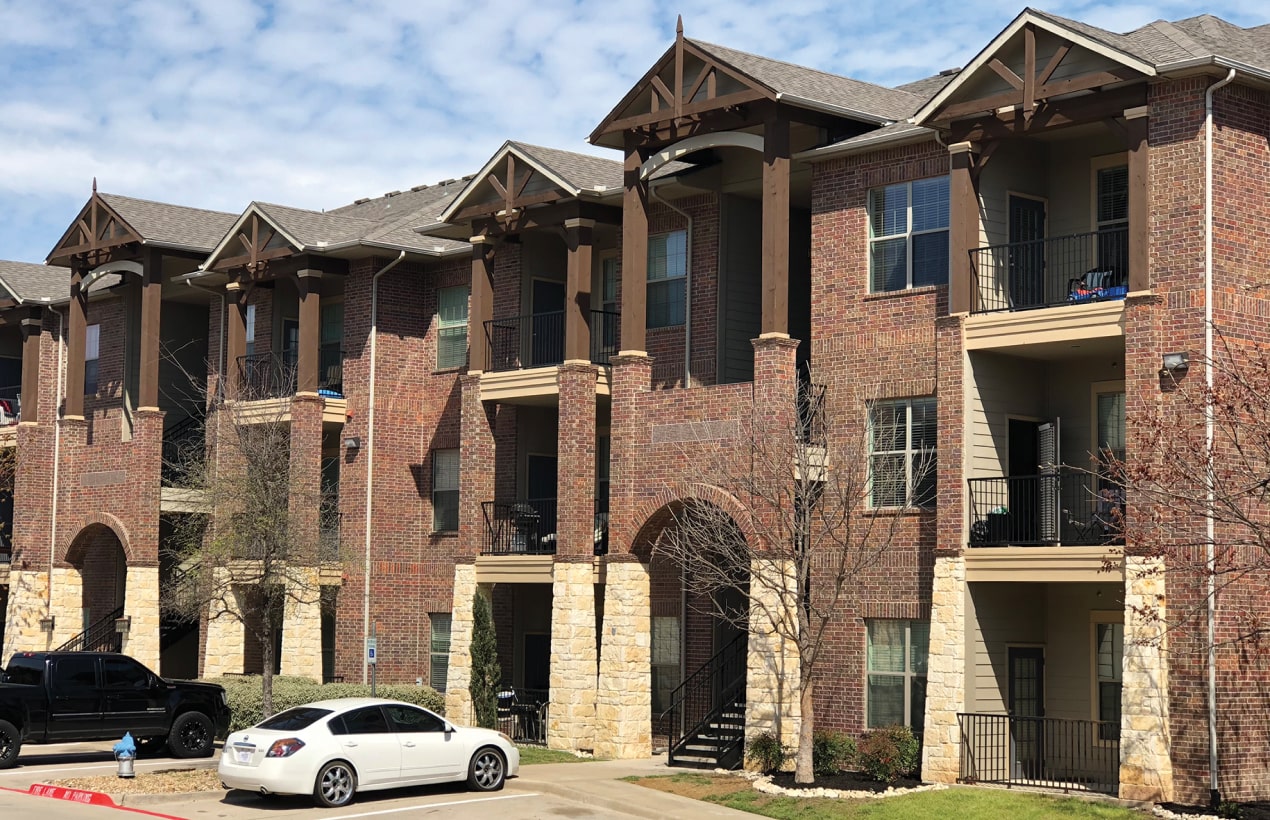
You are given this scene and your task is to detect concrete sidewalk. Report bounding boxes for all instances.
[510,755,755,819]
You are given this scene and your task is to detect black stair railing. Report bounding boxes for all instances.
[162,413,205,486]
[57,605,125,653]
[662,632,747,768]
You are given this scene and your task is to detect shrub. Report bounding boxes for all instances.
[201,675,446,732]
[470,591,501,729]
[857,725,919,783]
[812,729,857,776]
[745,731,788,774]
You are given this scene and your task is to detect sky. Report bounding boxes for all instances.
[1,0,1265,264]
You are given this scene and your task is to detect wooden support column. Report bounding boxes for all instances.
[19,308,42,424]
[762,111,791,336]
[469,236,496,373]
[225,282,247,400]
[138,247,163,411]
[296,270,322,395]
[564,218,595,363]
[949,142,979,315]
[620,136,648,355]
[1125,106,1149,293]
[65,260,88,419]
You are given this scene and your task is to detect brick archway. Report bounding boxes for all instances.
[626,483,757,560]
[62,512,134,566]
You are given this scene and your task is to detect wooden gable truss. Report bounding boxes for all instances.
[47,185,143,268]
[209,212,297,277]
[450,152,573,224]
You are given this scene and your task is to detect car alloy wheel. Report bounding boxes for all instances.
[468,748,505,791]
[315,761,357,808]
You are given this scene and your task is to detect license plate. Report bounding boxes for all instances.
[233,746,253,763]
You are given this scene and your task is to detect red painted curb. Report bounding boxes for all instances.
[0,784,190,819]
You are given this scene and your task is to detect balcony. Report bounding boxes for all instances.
[970,228,1128,315]
[319,491,340,562]
[958,713,1118,795]
[237,343,345,400]
[967,470,1123,548]
[484,310,619,372]
[481,500,559,556]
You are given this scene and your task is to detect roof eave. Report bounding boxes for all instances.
[794,128,937,161]
[1156,56,1270,85]
[775,92,897,126]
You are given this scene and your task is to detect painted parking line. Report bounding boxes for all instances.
[326,792,540,819]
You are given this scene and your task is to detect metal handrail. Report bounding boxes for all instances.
[661,632,747,767]
[969,227,1129,314]
[481,500,558,555]
[967,469,1125,547]
[57,604,125,653]
[958,712,1119,794]
[484,310,621,372]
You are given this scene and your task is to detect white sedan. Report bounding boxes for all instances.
[218,697,520,808]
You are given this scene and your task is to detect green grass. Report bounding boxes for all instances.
[517,746,597,765]
[630,775,1145,820]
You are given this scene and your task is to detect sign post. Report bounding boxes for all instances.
[367,625,378,697]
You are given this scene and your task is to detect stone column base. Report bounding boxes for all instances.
[122,565,161,671]
[548,562,597,752]
[444,564,478,722]
[745,558,800,759]
[595,560,652,759]
[202,570,245,678]
[281,567,323,682]
[921,554,967,784]
[2,570,51,658]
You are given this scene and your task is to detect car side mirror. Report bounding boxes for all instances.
[443,722,456,734]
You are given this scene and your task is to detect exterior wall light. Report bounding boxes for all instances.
[115,617,132,635]
[343,437,362,450]
[39,616,55,633]
[1161,351,1190,374]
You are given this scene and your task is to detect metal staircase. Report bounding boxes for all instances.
[56,605,124,653]
[661,633,747,770]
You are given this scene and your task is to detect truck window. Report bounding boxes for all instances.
[52,656,98,691]
[4,656,44,686]
[102,657,150,690]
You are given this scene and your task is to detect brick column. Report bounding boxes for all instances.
[921,553,966,784]
[608,354,651,554]
[121,564,160,671]
[284,393,324,680]
[556,362,597,557]
[459,374,494,558]
[595,558,652,758]
[65,261,88,419]
[548,561,597,752]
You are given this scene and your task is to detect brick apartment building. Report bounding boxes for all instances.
[3,6,1270,806]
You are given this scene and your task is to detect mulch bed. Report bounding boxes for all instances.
[1161,802,1270,820]
[769,771,922,793]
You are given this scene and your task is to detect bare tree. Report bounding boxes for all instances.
[655,371,934,783]
[162,356,331,716]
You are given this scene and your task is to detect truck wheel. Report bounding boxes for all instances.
[169,712,214,758]
[0,720,19,769]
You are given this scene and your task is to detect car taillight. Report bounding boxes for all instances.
[266,738,306,758]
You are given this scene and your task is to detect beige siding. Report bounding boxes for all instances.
[978,142,1049,250]
[967,352,1045,478]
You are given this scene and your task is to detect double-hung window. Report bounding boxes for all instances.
[1095,164,1129,276]
[431,448,459,532]
[647,231,686,328]
[437,286,469,370]
[869,397,937,508]
[868,177,950,292]
[1094,619,1123,740]
[867,619,929,732]
[84,324,101,395]
[430,613,452,692]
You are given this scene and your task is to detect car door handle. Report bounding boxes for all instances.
[343,741,358,748]
[403,741,416,748]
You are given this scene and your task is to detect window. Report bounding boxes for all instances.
[651,615,680,713]
[333,706,391,735]
[1096,389,1126,466]
[431,449,459,532]
[869,398,937,507]
[430,612,452,692]
[437,286,468,370]
[245,304,257,356]
[53,656,97,691]
[868,177,949,292]
[386,704,445,733]
[1095,164,1129,274]
[102,657,150,690]
[647,231,686,328]
[867,620,929,732]
[258,707,333,731]
[1095,620,1123,740]
[84,323,100,395]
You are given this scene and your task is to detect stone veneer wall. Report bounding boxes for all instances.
[280,567,323,682]
[444,564,477,722]
[121,565,160,671]
[548,561,597,751]
[202,569,244,678]
[1120,556,1173,802]
[595,560,652,759]
[745,557,801,758]
[921,554,966,783]
[49,566,83,648]
[2,570,50,657]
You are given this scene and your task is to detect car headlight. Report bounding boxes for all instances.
[266,738,306,758]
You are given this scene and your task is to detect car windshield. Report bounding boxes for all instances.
[256,707,334,731]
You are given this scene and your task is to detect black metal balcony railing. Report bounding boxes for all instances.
[481,499,559,555]
[236,343,344,400]
[0,384,20,425]
[593,496,609,556]
[970,227,1128,314]
[958,713,1119,794]
[494,687,549,746]
[797,381,827,444]
[967,469,1124,547]
[319,492,340,562]
[484,310,620,373]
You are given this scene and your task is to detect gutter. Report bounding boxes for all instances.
[794,126,935,162]
[1159,56,1270,85]
[774,92,895,126]
[45,306,66,631]
[1203,67,1236,809]
[362,250,407,684]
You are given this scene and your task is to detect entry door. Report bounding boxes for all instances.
[1008,647,1045,780]
[523,633,550,691]
[531,280,565,367]
[527,455,558,542]
[1007,195,1046,309]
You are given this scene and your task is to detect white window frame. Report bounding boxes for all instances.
[868,397,937,508]
[646,230,686,329]
[1090,612,1124,742]
[245,304,257,357]
[867,177,950,292]
[84,323,101,395]
[436,286,469,371]
[866,619,930,731]
[431,448,460,533]
[429,612,452,692]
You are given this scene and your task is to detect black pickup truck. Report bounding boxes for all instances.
[0,651,231,768]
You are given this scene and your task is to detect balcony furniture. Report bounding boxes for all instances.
[967,469,1124,547]
[1067,269,1127,304]
[1066,486,1124,545]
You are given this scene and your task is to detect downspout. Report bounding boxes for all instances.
[46,307,66,625]
[363,251,407,684]
[649,185,692,387]
[1204,67,1236,807]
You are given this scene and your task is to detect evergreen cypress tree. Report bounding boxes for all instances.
[469,590,500,729]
